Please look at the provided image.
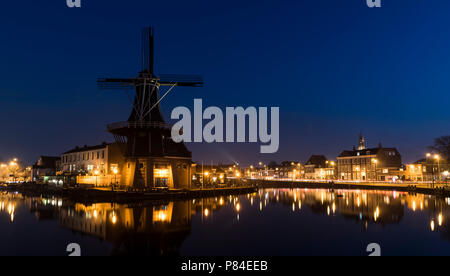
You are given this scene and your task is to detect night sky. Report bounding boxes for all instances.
[1,0,450,166]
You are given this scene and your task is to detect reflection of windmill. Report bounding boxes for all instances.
[98,27,203,190]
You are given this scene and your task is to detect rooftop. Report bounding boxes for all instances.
[338,147,398,158]
[63,143,110,154]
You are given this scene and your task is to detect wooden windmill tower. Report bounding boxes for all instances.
[98,27,203,190]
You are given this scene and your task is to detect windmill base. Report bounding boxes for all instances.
[119,156,193,190]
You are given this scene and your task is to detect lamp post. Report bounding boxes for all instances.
[112,168,118,191]
[204,171,209,188]
[330,161,336,181]
[8,160,19,183]
[435,154,441,186]
[426,153,434,188]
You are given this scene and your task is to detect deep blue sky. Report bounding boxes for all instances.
[1,0,450,166]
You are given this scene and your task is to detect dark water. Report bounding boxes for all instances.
[1,188,450,256]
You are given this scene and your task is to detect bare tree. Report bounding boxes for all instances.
[429,136,450,160]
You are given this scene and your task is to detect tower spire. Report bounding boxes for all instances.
[358,132,366,150]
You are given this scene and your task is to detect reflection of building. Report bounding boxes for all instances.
[259,189,405,228]
[58,201,192,255]
[337,134,402,182]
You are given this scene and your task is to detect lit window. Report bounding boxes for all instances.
[154,169,169,178]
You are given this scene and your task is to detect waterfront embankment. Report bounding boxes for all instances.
[0,184,257,204]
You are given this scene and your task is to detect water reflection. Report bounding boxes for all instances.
[253,189,450,235]
[1,189,450,255]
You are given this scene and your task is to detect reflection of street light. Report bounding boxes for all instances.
[111,212,117,224]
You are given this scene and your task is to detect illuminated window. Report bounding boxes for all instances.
[154,169,169,178]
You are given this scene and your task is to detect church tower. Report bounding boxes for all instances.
[358,133,366,150]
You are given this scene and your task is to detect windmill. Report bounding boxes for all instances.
[98,26,203,190]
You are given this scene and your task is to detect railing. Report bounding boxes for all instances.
[107,121,172,131]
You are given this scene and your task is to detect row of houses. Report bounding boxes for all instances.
[245,134,450,183]
[29,134,450,186]
[30,143,242,188]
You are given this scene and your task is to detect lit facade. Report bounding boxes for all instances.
[404,159,450,182]
[337,135,402,182]
[61,143,124,178]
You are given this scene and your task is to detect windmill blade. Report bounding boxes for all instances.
[141,26,155,74]
[97,78,137,90]
[158,74,204,87]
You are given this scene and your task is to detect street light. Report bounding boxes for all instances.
[426,153,433,186]
[112,168,118,189]
[435,155,441,184]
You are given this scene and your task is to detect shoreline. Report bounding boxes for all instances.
[251,180,450,197]
[2,180,450,204]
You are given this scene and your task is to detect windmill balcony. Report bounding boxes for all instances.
[107,121,172,132]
